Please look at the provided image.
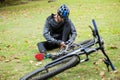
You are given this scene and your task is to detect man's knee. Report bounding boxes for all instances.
[37,42,43,47]
[37,42,45,52]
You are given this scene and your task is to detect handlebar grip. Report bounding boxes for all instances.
[92,19,97,31]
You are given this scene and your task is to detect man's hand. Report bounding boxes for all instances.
[60,42,66,49]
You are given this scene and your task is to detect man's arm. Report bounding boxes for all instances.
[66,20,77,44]
[43,19,62,45]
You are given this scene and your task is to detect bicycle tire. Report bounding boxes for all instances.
[20,56,79,80]
[79,39,93,45]
[77,39,95,49]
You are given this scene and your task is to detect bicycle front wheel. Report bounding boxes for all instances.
[20,56,80,80]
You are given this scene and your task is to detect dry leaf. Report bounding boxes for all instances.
[16,60,20,63]
[53,77,59,80]
[110,44,118,49]
[14,56,20,59]
[0,56,6,61]
[93,58,103,65]
[29,60,34,64]
[78,76,81,78]
[5,59,12,63]
[35,62,42,66]
[100,71,105,76]
[100,71,106,79]
[93,62,98,65]
[25,40,29,43]
[6,45,11,48]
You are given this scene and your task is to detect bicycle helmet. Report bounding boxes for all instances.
[57,4,70,19]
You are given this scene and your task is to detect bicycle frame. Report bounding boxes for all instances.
[44,19,115,71]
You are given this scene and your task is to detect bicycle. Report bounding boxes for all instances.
[20,19,116,80]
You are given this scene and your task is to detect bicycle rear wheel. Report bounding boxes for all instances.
[77,39,95,49]
[20,56,80,80]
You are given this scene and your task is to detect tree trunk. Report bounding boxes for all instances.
[0,0,5,4]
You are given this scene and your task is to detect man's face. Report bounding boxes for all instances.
[57,15,64,22]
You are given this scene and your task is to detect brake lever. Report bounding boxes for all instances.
[89,25,96,38]
[89,25,94,31]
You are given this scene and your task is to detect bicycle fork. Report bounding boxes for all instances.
[101,47,116,71]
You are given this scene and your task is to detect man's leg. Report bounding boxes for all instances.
[37,41,60,59]
[37,41,47,53]
[37,41,59,53]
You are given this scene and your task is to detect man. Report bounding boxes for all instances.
[36,4,77,60]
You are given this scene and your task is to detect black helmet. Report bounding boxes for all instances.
[57,4,70,19]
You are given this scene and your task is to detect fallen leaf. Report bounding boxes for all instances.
[109,44,118,49]
[14,56,20,59]
[78,76,81,78]
[107,78,111,80]
[110,46,117,49]
[0,56,6,61]
[100,71,106,79]
[35,62,42,66]
[100,71,105,76]
[6,45,11,48]
[53,77,59,80]
[5,59,12,63]
[98,58,103,63]
[29,60,34,64]
[23,12,29,17]
[16,60,20,63]
[25,40,29,43]
[93,62,98,65]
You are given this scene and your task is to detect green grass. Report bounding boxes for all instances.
[0,0,120,80]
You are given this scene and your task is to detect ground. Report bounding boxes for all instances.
[0,0,120,80]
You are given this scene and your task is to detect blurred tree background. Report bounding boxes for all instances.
[0,0,55,7]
